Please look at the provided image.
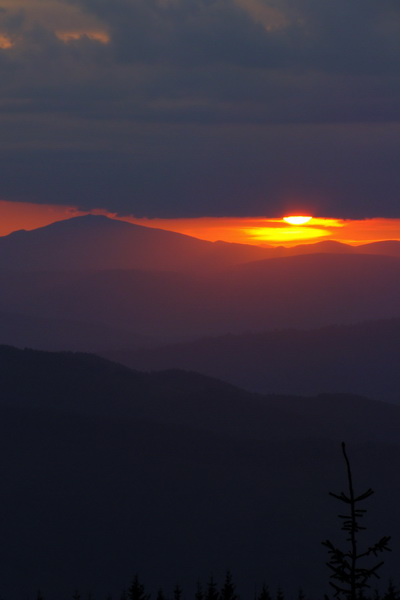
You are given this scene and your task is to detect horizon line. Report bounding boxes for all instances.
[0,200,399,247]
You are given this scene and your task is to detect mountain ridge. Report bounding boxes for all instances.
[0,251,399,339]
[0,214,275,271]
[1,215,400,272]
[1,343,399,442]
[103,317,400,403]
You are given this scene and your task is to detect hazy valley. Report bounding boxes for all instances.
[1,215,400,343]
[1,216,400,598]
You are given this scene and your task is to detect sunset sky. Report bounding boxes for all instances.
[0,0,399,222]
[1,199,399,246]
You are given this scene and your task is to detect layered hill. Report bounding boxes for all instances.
[3,344,400,442]
[1,252,399,340]
[1,215,400,348]
[104,318,400,404]
[1,345,399,599]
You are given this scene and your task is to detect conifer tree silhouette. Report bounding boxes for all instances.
[257,584,272,600]
[205,576,219,600]
[220,571,238,600]
[322,442,391,600]
[195,580,204,600]
[297,588,305,600]
[173,583,183,600]
[275,587,284,600]
[128,575,151,600]
[156,588,167,600]
[383,581,400,600]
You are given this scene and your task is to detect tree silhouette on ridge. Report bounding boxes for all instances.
[322,442,391,600]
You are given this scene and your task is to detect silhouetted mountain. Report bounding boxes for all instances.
[1,252,399,339]
[3,344,400,441]
[283,240,353,256]
[356,240,400,258]
[281,239,400,258]
[0,215,276,271]
[104,318,400,404]
[1,345,400,599]
[1,216,399,274]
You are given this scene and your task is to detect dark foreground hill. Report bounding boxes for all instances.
[1,345,399,599]
[104,318,400,404]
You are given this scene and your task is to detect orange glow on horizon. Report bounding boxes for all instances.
[86,214,400,247]
[0,200,399,248]
[245,225,329,244]
[243,216,345,245]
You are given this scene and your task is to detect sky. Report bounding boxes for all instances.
[1,198,400,246]
[0,0,400,221]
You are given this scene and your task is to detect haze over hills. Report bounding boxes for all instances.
[1,216,399,596]
[1,345,400,599]
[103,318,400,404]
[1,251,399,340]
[0,311,153,352]
[0,215,399,353]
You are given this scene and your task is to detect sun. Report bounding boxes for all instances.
[283,216,313,225]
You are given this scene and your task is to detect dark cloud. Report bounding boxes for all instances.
[1,120,399,218]
[65,0,400,73]
[0,0,399,217]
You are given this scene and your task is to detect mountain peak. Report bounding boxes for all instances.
[0,214,274,272]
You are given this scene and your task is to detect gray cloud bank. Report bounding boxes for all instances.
[0,0,399,217]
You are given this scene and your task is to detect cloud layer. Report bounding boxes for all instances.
[0,0,399,217]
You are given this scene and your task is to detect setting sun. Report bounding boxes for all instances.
[283,216,313,225]
[0,200,399,248]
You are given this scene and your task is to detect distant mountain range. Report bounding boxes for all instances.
[273,238,400,259]
[0,213,399,393]
[1,215,400,271]
[103,318,400,404]
[1,251,400,339]
[1,345,399,599]
[0,216,400,343]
